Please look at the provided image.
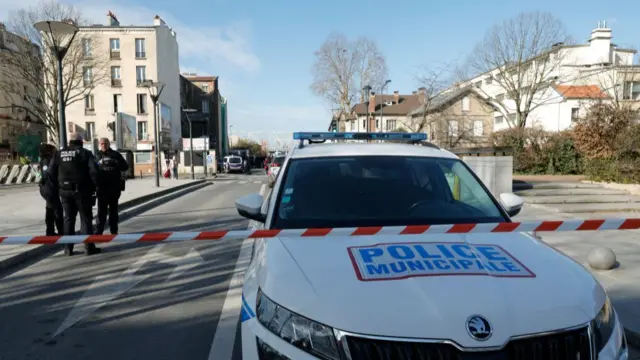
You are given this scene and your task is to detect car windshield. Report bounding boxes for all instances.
[273,156,285,166]
[229,157,242,164]
[273,156,507,229]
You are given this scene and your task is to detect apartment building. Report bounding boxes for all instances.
[462,21,638,132]
[0,23,47,161]
[64,12,181,174]
[180,73,228,157]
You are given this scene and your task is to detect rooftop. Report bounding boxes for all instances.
[553,85,610,99]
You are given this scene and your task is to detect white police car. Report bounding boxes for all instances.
[235,132,628,360]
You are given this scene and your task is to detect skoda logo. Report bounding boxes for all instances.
[466,315,492,341]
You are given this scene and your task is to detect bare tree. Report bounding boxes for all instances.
[406,64,451,133]
[587,50,640,108]
[310,32,388,130]
[0,0,109,144]
[459,12,572,128]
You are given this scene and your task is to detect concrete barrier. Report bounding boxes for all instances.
[0,165,39,185]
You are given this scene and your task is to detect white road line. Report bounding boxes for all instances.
[207,183,265,360]
[207,237,254,360]
[239,181,248,184]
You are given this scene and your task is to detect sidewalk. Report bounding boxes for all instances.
[518,204,640,347]
[0,178,207,270]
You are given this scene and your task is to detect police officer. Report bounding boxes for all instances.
[38,143,63,236]
[49,132,100,256]
[95,138,128,235]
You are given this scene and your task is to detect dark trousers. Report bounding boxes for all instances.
[45,200,64,236]
[96,190,121,235]
[60,190,96,253]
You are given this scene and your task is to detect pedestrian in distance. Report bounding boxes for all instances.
[95,138,129,235]
[49,132,100,256]
[38,143,63,236]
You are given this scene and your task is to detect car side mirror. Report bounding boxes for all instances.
[499,193,524,217]
[236,193,266,223]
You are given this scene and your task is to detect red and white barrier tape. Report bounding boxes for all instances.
[1,218,639,245]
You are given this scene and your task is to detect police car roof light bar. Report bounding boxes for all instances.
[293,132,428,148]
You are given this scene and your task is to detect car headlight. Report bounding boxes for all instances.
[591,296,616,353]
[256,288,340,360]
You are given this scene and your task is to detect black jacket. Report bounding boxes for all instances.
[49,142,99,195]
[39,157,58,206]
[95,149,129,191]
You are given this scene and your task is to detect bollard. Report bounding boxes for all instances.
[588,247,617,270]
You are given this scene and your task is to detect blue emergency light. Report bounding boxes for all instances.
[293,132,428,141]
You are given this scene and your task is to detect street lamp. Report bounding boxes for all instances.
[363,85,372,133]
[380,80,391,132]
[143,80,165,187]
[182,108,197,180]
[34,20,79,148]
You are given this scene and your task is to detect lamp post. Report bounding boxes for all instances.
[34,20,79,148]
[143,80,165,187]
[362,85,372,134]
[182,108,197,180]
[380,80,391,132]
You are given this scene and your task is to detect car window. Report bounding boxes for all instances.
[273,156,285,166]
[272,156,506,229]
[229,157,242,164]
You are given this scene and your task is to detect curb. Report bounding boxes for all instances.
[0,180,208,272]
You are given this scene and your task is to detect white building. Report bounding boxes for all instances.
[463,21,638,132]
[64,12,181,174]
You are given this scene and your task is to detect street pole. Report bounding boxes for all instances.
[56,57,66,147]
[380,80,391,133]
[152,100,160,187]
[188,115,194,180]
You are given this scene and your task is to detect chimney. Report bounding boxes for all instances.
[368,92,376,113]
[393,90,399,104]
[412,91,418,95]
[154,15,165,26]
[418,87,427,103]
[590,20,613,64]
[107,11,119,26]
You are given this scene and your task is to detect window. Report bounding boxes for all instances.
[135,152,152,164]
[202,84,209,92]
[135,38,146,58]
[473,120,483,136]
[495,116,504,124]
[202,100,210,113]
[85,122,95,139]
[623,81,640,100]
[485,77,493,85]
[474,81,482,88]
[351,120,355,130]
[462,96,470,111]
[571,107,580,122]
[137,94,147,114]
[113,94,122,113]
[376,119,379,129]
[83,67,92,86]
[507,113,516,124]
[84,95,94,110]
[496,93,504,101]
[448,120,458,137]
[82,39,92,57]
[362,119,365,128]
[111,66,121,79]
[136,66,146,84]
[273,156,506,230]
[110,38,120,50]
[386,119,396,131]
[137,121,148,140]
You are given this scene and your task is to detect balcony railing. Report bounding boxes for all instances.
[110,50,120,60]
[135,51,146,59]
[84,108,95,115]
[111,79,122,87]
[137,133,150,141]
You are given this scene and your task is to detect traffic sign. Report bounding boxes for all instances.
[206,155,213,164]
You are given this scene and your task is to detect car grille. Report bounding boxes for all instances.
[344,326,592,360]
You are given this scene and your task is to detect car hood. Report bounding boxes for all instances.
[257,232,605,348]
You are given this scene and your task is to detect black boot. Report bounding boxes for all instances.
[64,244,74,256]
[85,243,101,255]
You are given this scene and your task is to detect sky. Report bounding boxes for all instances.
[1,0,639,148]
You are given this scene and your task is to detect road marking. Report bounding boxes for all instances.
[207,237,254,360]
[239,181,248,184]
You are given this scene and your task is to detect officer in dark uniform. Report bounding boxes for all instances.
[38,143,63,236]
[95,138,128,235]
[49,132,100,256]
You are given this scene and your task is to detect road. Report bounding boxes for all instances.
[0,174,264,360]
[1,169,639,360]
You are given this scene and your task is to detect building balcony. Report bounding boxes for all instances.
[111,79,122,87]
[84,108,95,116]
[110,51,120,60]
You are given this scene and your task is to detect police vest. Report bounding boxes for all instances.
[58,148,85,185]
